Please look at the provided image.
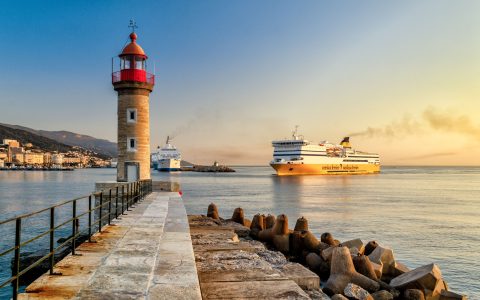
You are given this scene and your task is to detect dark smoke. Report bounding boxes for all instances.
[349,107,480,140]
[400,151,457,161]
[349,115,421,138]
[423,106,480,139]
[169,108,220,139]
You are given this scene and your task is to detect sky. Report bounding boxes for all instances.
[0,1,479,165]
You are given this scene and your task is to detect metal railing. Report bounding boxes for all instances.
[0,179,152,299]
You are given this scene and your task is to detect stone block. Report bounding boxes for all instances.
[344,283,374,300]
[324,247,379,296]
[321,246,336,261]
[278,262,320,290]
[394,261,411,276]
[371,261,383,279]
[439,290,468,300]
[331,294,349,300]
[74,289,145,300]
[306,252,330,279]
[198,268,284,283]
[306,289,331,300]
[368,246,396,276]
[390,263,442,292]
[371,290,394,300]
[404,289,426,300]
[352,255,378,281]
[364,241,379,256]
[425,278,447,300]
[341,238,365,254]
[200,280,310,299]
[148,282,202,300]
[321,232,339,246]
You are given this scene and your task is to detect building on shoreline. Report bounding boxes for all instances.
[0,139,111,168]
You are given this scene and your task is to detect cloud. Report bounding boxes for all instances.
[349,106,480,140]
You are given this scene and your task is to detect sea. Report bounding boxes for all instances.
[0,166,478,299]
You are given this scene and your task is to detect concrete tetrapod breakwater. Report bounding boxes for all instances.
[18,191,201,299]
[197,203,468,300]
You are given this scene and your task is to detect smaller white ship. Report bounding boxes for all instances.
[109,159,118,168]
[152,136,181,172]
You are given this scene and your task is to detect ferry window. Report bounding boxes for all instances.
[127,109,137,123]
[127,138,137,151]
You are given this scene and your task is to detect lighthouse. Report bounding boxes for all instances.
[112,25,155,182]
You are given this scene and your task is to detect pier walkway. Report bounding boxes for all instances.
[19,191,201,300]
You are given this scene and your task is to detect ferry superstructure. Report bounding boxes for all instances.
[151,136,181,172]
[270,128,380,175]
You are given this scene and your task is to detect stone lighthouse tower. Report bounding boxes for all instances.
[112,28,154,182]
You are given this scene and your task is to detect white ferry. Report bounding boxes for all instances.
[152,136,181,172]
[270,127,380,175]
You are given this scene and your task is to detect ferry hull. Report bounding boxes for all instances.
[270,163,380,176]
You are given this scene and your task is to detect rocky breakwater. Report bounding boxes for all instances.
[181,164,235,172]
[192,203,468,300]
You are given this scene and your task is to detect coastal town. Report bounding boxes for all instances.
[0,138,113,169]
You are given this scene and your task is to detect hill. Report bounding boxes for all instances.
[0,124,117,158]
[0,124,73,153]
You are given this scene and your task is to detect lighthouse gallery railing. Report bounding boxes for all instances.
[112,70,155,85]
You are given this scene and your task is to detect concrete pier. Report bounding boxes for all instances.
[19,191,201,299]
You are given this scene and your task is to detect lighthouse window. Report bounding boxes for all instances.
[127,109,137,123]
[127,138,137,151]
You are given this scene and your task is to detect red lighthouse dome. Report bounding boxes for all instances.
[120,32,147,58]
[112,31,154,85]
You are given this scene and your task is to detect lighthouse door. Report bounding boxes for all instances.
[126,163,139,182]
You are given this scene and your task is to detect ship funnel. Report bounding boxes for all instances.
[340,137,351,148]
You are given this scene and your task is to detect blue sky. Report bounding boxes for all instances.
[0,1,479,165]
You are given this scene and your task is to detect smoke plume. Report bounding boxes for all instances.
[169,108,220,139]
[349,107,480,140]
[400,151,457,161]
[422,107,480,140]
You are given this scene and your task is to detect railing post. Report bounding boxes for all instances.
[126,184,130,211]
[12,218,21,300]
[108,189,112,225]
[49,207,55,275]
[99,192,103,232]
[72,200,76,255]
[88,195,92,242]
[135,182,138,203]
[115,186,119,218]
[121,185,125,214]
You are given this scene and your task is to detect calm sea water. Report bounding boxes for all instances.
[0,167,478,299]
